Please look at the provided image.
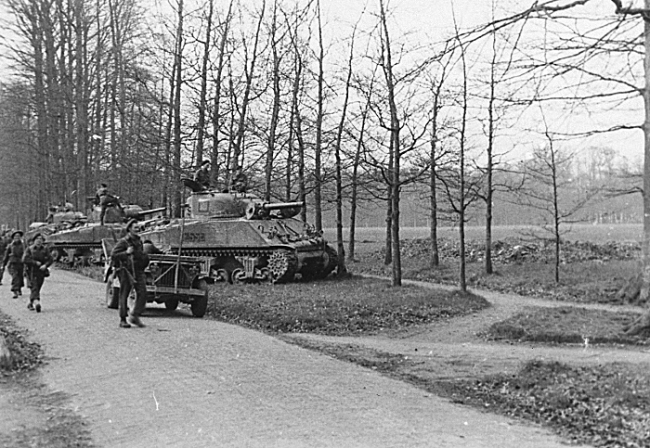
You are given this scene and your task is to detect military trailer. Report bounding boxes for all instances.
[102,239,211,317]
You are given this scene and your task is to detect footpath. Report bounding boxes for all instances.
[0,269,589,448]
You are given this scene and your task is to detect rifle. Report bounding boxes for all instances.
[127,254,137,286]
[103,259,113,283]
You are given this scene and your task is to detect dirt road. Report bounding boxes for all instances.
[0,269,587,447]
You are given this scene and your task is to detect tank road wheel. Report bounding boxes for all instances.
[211,268,229,284]
[165,298,179,311]
[214,257,245,284]
[191,279,209,318]
[106,273,120,309]
[231,268,247,284]
[267,251,298,283]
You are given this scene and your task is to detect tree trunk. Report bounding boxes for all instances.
[313,0,324,232]
[195,0,214,166]
[172,0,184,218]
[429,91,440,268]
[624,1,650,335]
[210,0,233,190]
[348,84,371,261]
[333,18,358,277]
[265,1,281,202]
[233,2,265,176]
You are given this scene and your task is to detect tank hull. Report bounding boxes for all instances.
[27,223,124,265]
[25,204,163,265]
[141,217,337,283]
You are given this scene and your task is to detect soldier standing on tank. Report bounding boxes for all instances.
[3,230,25,299]
[22,233,53,313]
[194,160,211,190]
[232,167,248,193]
[96,183,123,226]
[111,219,149,328]
[45,205,57,224]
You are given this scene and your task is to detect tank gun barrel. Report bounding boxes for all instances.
[138,206,167,217]
[259,201,304,210]
[245,201,303,220]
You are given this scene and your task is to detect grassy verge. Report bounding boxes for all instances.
[287,337,650,448]
[206,275,490,335]
[0,310,94,448]
[439,361,650,448]
[484,306,650,345]
[0,312,42,374]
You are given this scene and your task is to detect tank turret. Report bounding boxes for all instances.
[89,204,167,224]
[184,189,302,221]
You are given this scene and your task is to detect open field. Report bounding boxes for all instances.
[324,223,643,250]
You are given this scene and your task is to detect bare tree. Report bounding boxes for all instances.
[347,72,376,261]
[517,114,594,283]
[480,0,650,333]
[331,14,365,277]
[378,0,402,284]
[264,0,285,201]
[210,0,234,189]
[171,0,184,217]
[231,1,266,184]
[426,46,456,269]
[194,0,214,166]
[312,0,325,231]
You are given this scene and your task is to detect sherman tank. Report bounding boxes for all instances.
[140,180,337,283]
[26,203,165,265]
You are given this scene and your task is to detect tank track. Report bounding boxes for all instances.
[172,247,316,283]
[173,247,276,258]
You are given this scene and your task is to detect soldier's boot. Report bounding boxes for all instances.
[34,300,41,313]
[119,319,131,328]
[128,315,145,328]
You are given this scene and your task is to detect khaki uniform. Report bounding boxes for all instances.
[111,233,150,321]
[3,240,25,296]
[23,243,53,306]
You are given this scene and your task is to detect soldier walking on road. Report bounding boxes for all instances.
[111,219,149,328]
[3,230,25,299]
[22,233,53,312]
[0,231,8,285]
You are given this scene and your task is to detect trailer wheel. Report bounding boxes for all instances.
[191,279,209,317]
[165,298,179,311]
[106,273,119,309]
